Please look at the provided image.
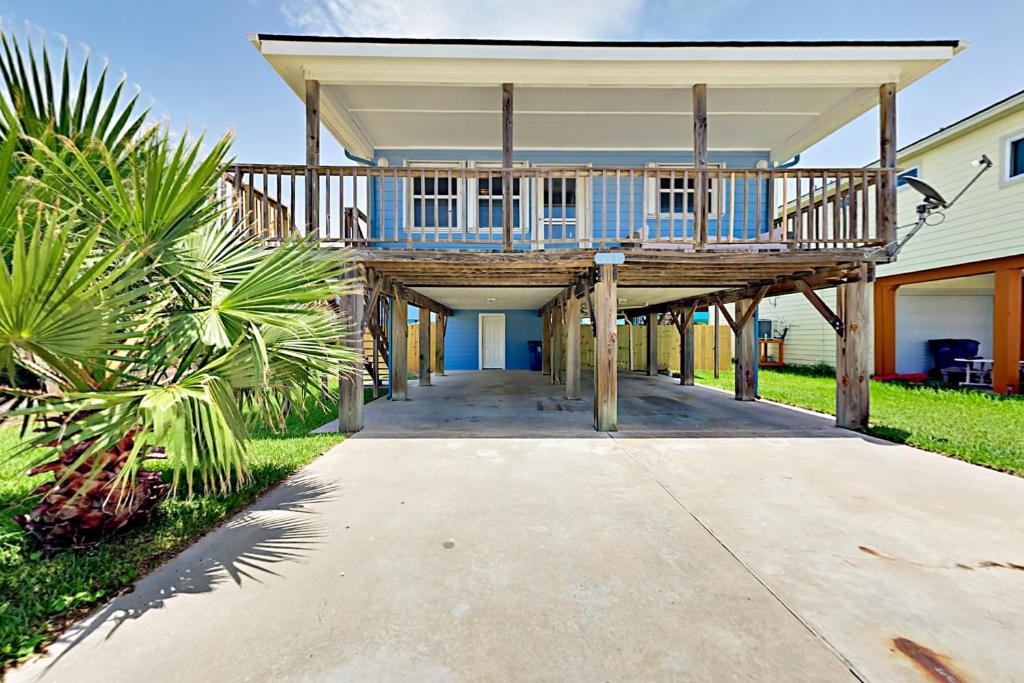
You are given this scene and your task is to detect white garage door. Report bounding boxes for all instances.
[895,294,993,373]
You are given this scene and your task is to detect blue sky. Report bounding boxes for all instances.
[0,0,1020,167]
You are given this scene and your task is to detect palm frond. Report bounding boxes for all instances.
[0,215,120,382]
[0,28,147,154]
[31,132,232,276]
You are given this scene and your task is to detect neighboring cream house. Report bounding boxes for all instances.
[759,88,1024,393]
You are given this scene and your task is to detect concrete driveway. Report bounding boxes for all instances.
[13,372,1024,682]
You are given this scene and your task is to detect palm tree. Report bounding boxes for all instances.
[0,30,360,547]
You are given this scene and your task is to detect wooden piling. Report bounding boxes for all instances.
[593,264,618,431]
[836,264,870,428]
[565,296,581,400]
[391,293,408,401]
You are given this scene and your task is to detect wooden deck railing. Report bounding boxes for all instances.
[224,164,897,252]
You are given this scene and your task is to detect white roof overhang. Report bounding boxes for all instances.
[251,36,964,161]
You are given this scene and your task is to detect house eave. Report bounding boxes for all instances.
[250,35,963,161]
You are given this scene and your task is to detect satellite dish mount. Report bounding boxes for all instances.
[886,154,992,257]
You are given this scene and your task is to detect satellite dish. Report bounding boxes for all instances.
[903,176,947,208]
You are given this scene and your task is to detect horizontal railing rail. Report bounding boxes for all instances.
[224,164,897,252]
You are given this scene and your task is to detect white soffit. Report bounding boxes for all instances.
[413,287,562,310]
[252,37,963,160]
[618,287,722,309]
[411,286,721,311]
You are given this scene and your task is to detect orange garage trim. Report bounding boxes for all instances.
[993,268,1023,394]
[873,253,1024,393]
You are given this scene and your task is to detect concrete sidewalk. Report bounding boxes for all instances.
[13,372,1024,681]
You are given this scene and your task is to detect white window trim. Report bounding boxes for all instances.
[644,162,721,218]
[531,163,592,248]
[896,164,921,191]
[478,313,506,370]
[403,160,465,234]
[468,160,530,236]
[1000,129,1024,188]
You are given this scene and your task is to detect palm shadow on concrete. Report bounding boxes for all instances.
[39,472,337,672]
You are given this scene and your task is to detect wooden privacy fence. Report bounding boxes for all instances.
[407,322,438,374]
[395,322,729,377]
[581,323,732,373]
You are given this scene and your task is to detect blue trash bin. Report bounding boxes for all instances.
[528,340,542,371]
[927,338,980,377]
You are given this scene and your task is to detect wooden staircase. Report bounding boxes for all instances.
[363,293,390,392]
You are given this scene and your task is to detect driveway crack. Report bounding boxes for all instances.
[608,435,868,683]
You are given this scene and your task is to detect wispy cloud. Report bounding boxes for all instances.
[280,0,647,40]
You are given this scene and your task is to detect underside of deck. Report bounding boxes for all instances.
[353,247,881,308]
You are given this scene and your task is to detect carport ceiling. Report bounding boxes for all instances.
[412,286,721,311]
[899,273,994,296]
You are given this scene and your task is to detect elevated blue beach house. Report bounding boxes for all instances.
[240,35,962,431]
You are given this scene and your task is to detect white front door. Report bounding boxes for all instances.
[479,314,506,369]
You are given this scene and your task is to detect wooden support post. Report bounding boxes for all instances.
[541,311,552,375]
[372,329,381,398]
[551,304,563,385]
[693,83,709,247]
[304,79,320,235]
[734,300,756,401]
[418,309,431,386]
[646,313,658,376]
[593,264,618,431]
[879,82,897,246]
[391,293,408,401]
[836,264,871,428]
[713,305,721,378]
[993,268,1023,395]
[680,306,695,386]
[501,83,514,252]
[627,318,634,371]
[435,314,446,377]
[337,273,364,433]
[565,296,581,400]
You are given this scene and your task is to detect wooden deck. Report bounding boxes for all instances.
[228,163,896,254]
[353,246,874,309]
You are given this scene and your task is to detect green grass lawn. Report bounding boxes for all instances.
[695,367,1024,474]
[0,389,373,668]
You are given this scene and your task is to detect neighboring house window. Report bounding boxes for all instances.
[1002,131,1024,186]
[896,166,920,189]
[644,164,719,217]
[1010,136,1024,178]
[405,162,462,233]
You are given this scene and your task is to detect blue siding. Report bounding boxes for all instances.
[444,309,541,371]
[368,150,771,248]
